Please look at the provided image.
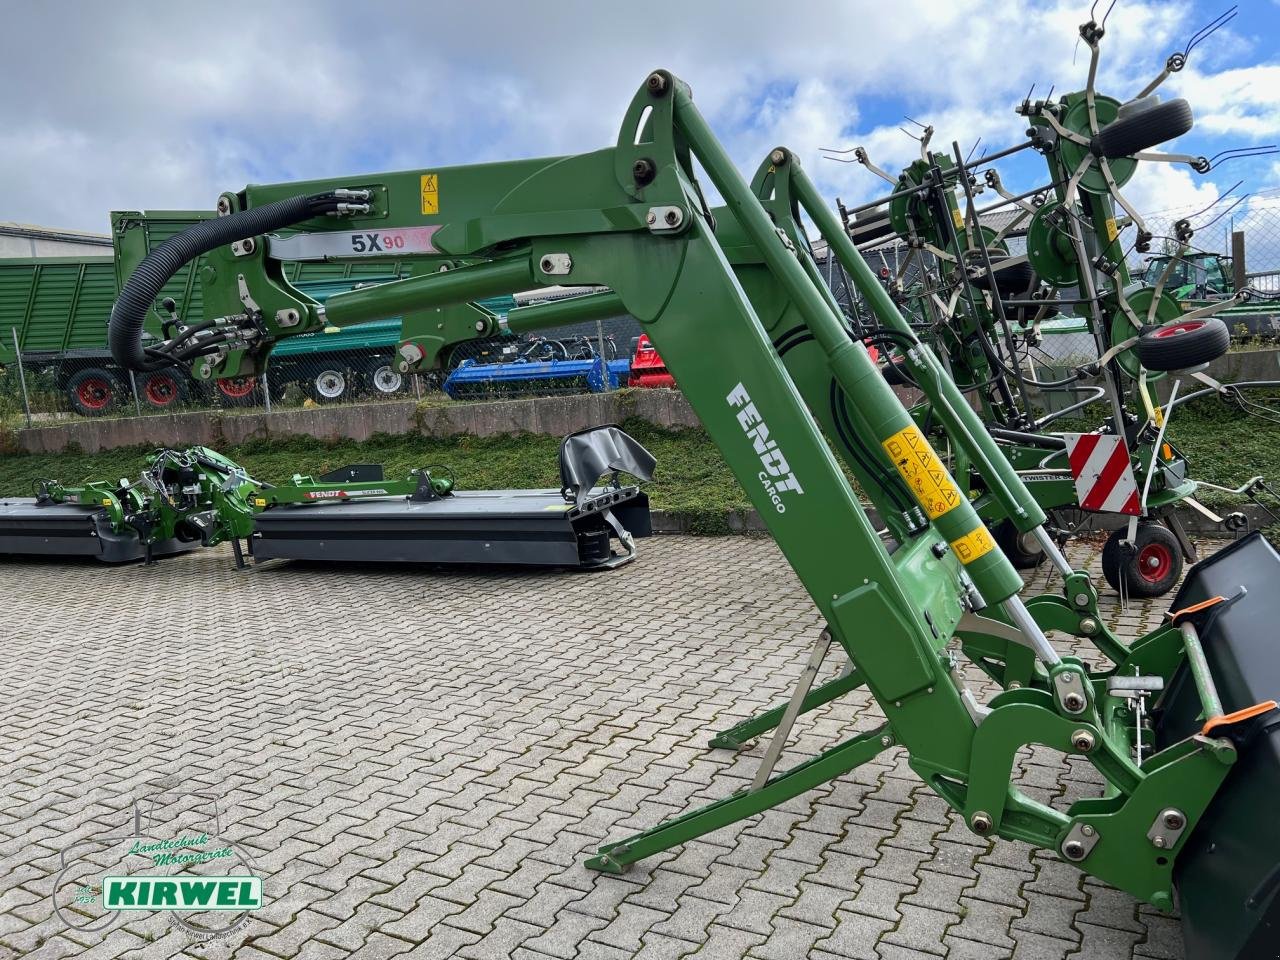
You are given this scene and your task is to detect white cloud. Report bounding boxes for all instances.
[0,0,1266,238]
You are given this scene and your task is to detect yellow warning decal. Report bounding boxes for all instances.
[952,207,965,230]
[949,526,996,565]
[420,173,439,215]
[882,425,963,519]
[252,497,268,508]
[1104,217,1118,242]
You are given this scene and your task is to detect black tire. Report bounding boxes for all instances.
[66,367,123,417]
[214,375,261,408]
[993,519,1046,569]
[971,255,1037,298]
[135,368,189,410]
[880,352,910,386]
[1135,317,1229,371]
[1100,523,1182,598]
[1092,98,1193,159]
[306,365,351,403]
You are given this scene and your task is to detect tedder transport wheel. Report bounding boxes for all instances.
[993,519,1046,569]
[1136,318,1230,372]
[1101,522,1183,598]
[66,367,122,417]
[136,369,188,410]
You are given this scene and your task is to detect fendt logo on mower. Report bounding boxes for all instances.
[303,488,389,500]
[727,383,804,512]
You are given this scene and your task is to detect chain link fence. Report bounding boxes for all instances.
[1,304,647,428]
[2,195,1277,429]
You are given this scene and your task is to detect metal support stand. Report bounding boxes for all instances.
[231,537,246,570]
[709,659,863,750]
[586,721,894,873]
[751,630,833,791]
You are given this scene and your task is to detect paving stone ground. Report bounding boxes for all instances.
[1,535,1205,959]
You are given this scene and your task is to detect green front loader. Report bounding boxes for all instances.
[98,56,1280,960]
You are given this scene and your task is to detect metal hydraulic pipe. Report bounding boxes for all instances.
[1179,622,1224,720]
[673,97,1024,605]
[322,258,534,329]
[506,291,625,334]
[788,163,1047,533]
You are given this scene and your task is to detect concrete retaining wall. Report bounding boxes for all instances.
[9,347,1276,455]
[11,389,703,455]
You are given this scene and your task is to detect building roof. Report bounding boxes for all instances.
[0,222,111,245]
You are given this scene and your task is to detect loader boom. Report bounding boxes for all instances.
[108,67,1278,944]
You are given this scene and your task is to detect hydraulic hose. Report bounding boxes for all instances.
[109,192,345,372]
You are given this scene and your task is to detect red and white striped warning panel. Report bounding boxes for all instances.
[1063,433,1141,515]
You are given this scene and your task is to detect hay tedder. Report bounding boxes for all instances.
[822,6,1279,599]
[92,17,1280,958]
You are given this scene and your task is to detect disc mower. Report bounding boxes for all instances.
[0,427,654,570]
[825,10,1278,597]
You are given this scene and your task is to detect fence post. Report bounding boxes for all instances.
[596,318,611,392]
[413,373,422,400]
[127,369,143,417]
[1231,230,1247,293]
[263,369,272,414]
[11,327,32,429]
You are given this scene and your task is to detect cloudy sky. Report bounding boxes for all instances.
[3,0,1277,236]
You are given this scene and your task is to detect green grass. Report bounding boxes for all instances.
[0,395,1275,532]
[0,418,754,535]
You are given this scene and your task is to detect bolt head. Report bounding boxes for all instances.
[540,257,554,273]
[1063,692,1086,712]
[1081,825,1095,837]
[971,812,993,835]
[1079,617,1099,636]
[646,72,668,95]
[664,209,681,226]
[216,196,232,215]
[770,148,787,166]
[1063,840,1086,860]
[1164,811,1185,830]
[646,211,657,225]
[1153,836,1167,849]
[1073,592,1090,607]
[1071,730,1095,752]
[880,735,893,748]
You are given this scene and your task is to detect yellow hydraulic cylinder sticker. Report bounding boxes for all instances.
[952,206,965,230]
[949,526,996,565]
[883,425,963,519]
[1104,217,1118,242]
[420,174,439,215]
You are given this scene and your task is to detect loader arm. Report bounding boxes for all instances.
[108,69,1274,936]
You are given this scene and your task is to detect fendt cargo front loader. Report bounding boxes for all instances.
[104,47,1279,960]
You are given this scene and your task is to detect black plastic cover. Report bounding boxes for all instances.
[1155,533,1280,960]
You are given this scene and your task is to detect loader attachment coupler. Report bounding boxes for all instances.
[1153,532,1280,960]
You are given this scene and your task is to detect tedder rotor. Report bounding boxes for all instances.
[825,9,1279,598]
[104,49,1279,959]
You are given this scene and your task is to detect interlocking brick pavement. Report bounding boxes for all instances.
[0,535,1200,958]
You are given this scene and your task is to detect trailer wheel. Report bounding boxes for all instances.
[136,369,188,410]
[67,367,122,416]
[364,360,405,396]
[215,376,260,407]
[1101,523,1182,598]
[306,366,351,403]
[1135,318,1229,372]
[993,519,1046,569]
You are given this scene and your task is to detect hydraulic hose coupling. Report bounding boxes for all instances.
[108,191,351,373]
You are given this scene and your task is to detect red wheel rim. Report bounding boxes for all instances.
[1153,320,1206,338]
[1136,541,1173,584]
[144,373,178,406]
[76,377,112,410]
[217,376,256,399]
